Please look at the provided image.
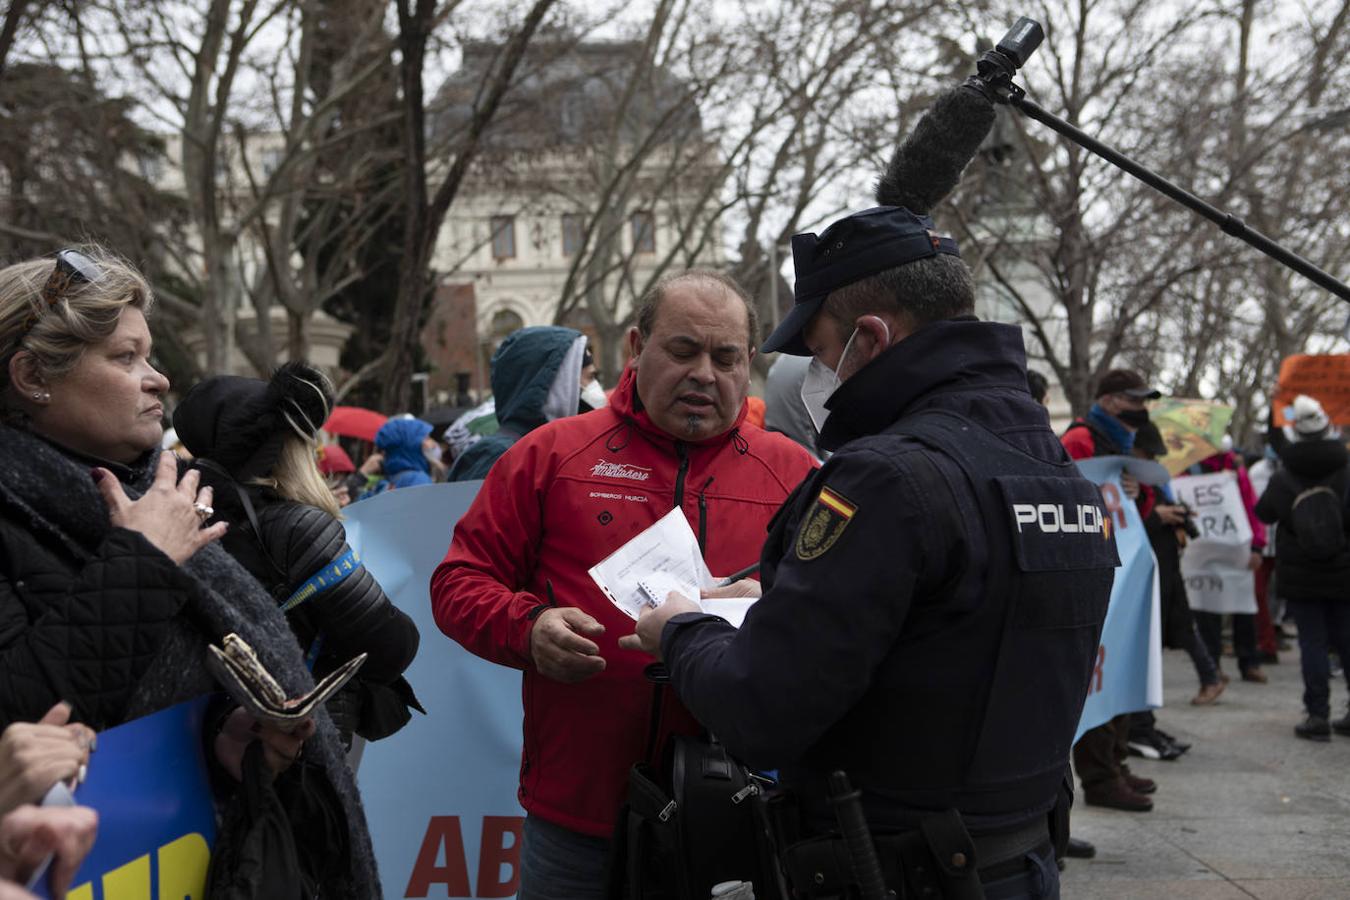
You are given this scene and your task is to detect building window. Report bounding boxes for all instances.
[490,216,516,260]
[260,148,285,178]
[630,211,655,254]
[485,308,525,360]
[136,154,165,183]
[561,213,584,257]
[490,308,524,343]
[214,151,231,184]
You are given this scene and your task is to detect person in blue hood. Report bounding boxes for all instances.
[372,416,437,491]
[449,326,588,481]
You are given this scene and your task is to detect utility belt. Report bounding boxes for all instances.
[610,656,1070,900]
[763,773,1071,900]
[773,807,1050,900]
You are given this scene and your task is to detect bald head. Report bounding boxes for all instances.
[636,270,758,351]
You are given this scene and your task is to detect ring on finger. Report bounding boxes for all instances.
[193,502,214,522]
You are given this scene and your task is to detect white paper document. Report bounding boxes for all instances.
[589,508,755,627]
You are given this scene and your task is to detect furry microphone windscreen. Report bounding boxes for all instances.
[875,85,997,214]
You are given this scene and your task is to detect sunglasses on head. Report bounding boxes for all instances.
[20,249,101,338]
[40,249,100,305]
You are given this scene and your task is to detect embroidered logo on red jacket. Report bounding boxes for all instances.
[591,459,652,482]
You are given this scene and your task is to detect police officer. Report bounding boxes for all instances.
[619,206,1117,899]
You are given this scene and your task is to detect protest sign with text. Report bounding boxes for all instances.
[1171,470,1257,614]
[1274,354,1350,427]
[36,698,216,900]
[345,483,527,900]
[1073,457,1163,742]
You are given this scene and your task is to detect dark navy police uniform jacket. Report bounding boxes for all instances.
[660,318,1118,836]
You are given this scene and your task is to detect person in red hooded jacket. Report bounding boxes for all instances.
[430,270,817,900]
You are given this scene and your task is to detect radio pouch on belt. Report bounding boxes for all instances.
[607,666,782,900]
[915,810,982,900]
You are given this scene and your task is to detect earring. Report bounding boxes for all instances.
[32,391,48,402]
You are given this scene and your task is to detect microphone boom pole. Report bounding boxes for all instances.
[973,17,1350,305]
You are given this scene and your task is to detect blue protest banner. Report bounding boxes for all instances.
[36,697,216,900]
[344,482,528,900]
[1073,457,1163,741]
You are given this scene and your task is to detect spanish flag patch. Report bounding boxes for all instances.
[795,486,857,560]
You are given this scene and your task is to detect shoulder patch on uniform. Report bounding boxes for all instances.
[994,475,1121,572]
[795,486,857,560]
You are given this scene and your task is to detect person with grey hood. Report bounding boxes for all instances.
[1255,394,1350,742]
[448,326,588,481]
[763,352,820,458]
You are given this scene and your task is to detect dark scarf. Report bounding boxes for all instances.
[0,423,381,899]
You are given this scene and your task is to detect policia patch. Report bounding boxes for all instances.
[795,486,857,560]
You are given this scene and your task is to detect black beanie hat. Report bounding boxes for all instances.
[174,362,333,481]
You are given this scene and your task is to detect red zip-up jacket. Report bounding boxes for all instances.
[430,366,817,836]
[1062,418,1157,520]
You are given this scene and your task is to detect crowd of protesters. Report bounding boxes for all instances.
[1022,362,1350,870]
[1,242,1348,898]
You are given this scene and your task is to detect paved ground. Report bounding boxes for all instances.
[1061,639,1350,899]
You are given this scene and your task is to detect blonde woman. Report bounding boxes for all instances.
[173,363,421,748]
[0,247,380,897]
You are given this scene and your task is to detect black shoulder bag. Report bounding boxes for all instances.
[607,664,783,900]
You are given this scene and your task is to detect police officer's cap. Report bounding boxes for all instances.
[761,206,960,356]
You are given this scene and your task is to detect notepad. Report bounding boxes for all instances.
[589,508,756,627]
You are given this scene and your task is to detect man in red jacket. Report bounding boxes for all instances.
[430,270,817,899]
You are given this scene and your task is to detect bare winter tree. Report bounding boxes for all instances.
[1153,0,1350,443]
[70,0,404,378]
[335,0,558,411]
[426,6,734,378]
[230,0,404,372]
[947,1,1350,427]
[721,0,962,357]
[0,0,34,80]
[939,0,1232,415]
[0,54,202,380]
[428,0,960,380]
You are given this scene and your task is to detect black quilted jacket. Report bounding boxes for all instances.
[0,507,198,728]
[0,423,382,898]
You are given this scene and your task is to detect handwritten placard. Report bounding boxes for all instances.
[1274,355,1350,426]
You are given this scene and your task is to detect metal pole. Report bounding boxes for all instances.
[768,240,780,332]
[1004,85,1350,304]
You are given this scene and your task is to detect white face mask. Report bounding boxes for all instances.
[423,442,443,464]
[580,379,608,410]
[799,321,886,433]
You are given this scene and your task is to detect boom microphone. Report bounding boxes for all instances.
[874,16,1045,214]
[874,86,997,214]
[970,17,1044,96]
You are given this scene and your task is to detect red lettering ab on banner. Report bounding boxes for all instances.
[1099,483,1127,531]
[1273,354,1350,427]
[405,815,524,899]
[1088,645,1106,696]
